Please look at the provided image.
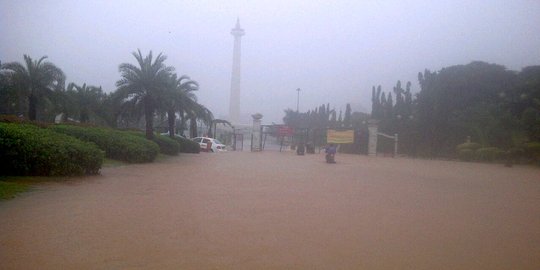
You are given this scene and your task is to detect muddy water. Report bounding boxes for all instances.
[1,151,539,269]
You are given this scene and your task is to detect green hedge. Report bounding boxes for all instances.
[153,135,180,155]
[0,123,103,176]
[525,142,540,163]
[173,136,201,153]
[457,144,504,162]
[50,125,159,163]
[126,131,181,156]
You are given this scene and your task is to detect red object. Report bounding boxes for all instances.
[206,142,212,152]
[278,126,293,136]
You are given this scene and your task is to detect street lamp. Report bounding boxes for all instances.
[296,88,301,112]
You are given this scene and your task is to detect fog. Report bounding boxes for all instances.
[1,0,539,123]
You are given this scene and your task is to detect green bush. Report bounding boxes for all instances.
[173,136,200,153]
[50,125,159,163]
[456,142,482,152]
[457,149,475,161]
[126,131,181,156]
[475,147,503,162]
[525,142,540,163]
[0,123,103,176]
[0,181,29,200]
[153,135,181,155]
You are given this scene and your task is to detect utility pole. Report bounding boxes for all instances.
[296,88,301,112]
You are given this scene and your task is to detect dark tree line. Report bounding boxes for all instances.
[372,61,540,157]
[281,61,539,158]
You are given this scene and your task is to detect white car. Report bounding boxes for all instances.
[191,137,226,152]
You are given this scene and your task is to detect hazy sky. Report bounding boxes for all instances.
[1,0,540,124]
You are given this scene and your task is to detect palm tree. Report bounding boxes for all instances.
[207,119,232,138]
[162,73,199,138]
[98,91,125,128]
[1,55,65,120]
[66,82,104,123]
[185,100,213,138]
[116,50,173,139]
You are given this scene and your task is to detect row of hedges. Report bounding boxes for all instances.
[457,143,505,162]
[173,136,201,153]
[0,123,103,176]
[125,131,181,156]
[456,142,540,164]
[50,125,159,163]
[127,131,200,154]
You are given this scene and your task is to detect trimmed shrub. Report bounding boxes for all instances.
[457,149,475,161]
[153,135,181,155]
[0,123,103,176]
[475,147,503,162]
[173,136,201,153]
[525,142,540,163]
[50,125,159,163]
[126,131,181,156]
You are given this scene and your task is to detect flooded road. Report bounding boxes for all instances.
[1,151,539,269]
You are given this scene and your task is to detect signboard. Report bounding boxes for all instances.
[327,129,354,144]
[278,126,294,136]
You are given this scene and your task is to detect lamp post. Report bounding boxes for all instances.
[296,88,301,112]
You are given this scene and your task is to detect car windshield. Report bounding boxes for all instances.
[213,139,222,144]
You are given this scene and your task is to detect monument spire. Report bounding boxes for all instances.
[229,18,245,124]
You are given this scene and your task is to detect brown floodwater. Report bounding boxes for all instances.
[1,151,539,269]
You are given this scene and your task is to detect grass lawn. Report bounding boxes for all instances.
[0,180,29,200]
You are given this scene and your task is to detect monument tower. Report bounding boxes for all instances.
[229,18,245,124]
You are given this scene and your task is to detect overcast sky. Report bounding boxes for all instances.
[1,0,540,124]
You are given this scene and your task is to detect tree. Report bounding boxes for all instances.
[208,119,232,138]
[0,61,21,115]
[1,55,65,120]
[371,85,383,119]
[186,101,213,138]
[416,61,517,155]
[510,66,540,141]
[343,103,352,128]
[283,108,301,128]
[162,73,199,138]
[116,50,173,139]
[65,83,105,123]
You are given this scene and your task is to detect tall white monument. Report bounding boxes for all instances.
[229,18,245,124]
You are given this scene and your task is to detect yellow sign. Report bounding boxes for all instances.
[327,129,354,144]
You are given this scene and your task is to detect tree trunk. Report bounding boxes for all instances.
[80,108,89,123]
[179,113,186,136]
[167,109,175,138]
[190,116,197,138]
[144,98,154,140]
[108,113,119,128]
[28,94,37,121]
